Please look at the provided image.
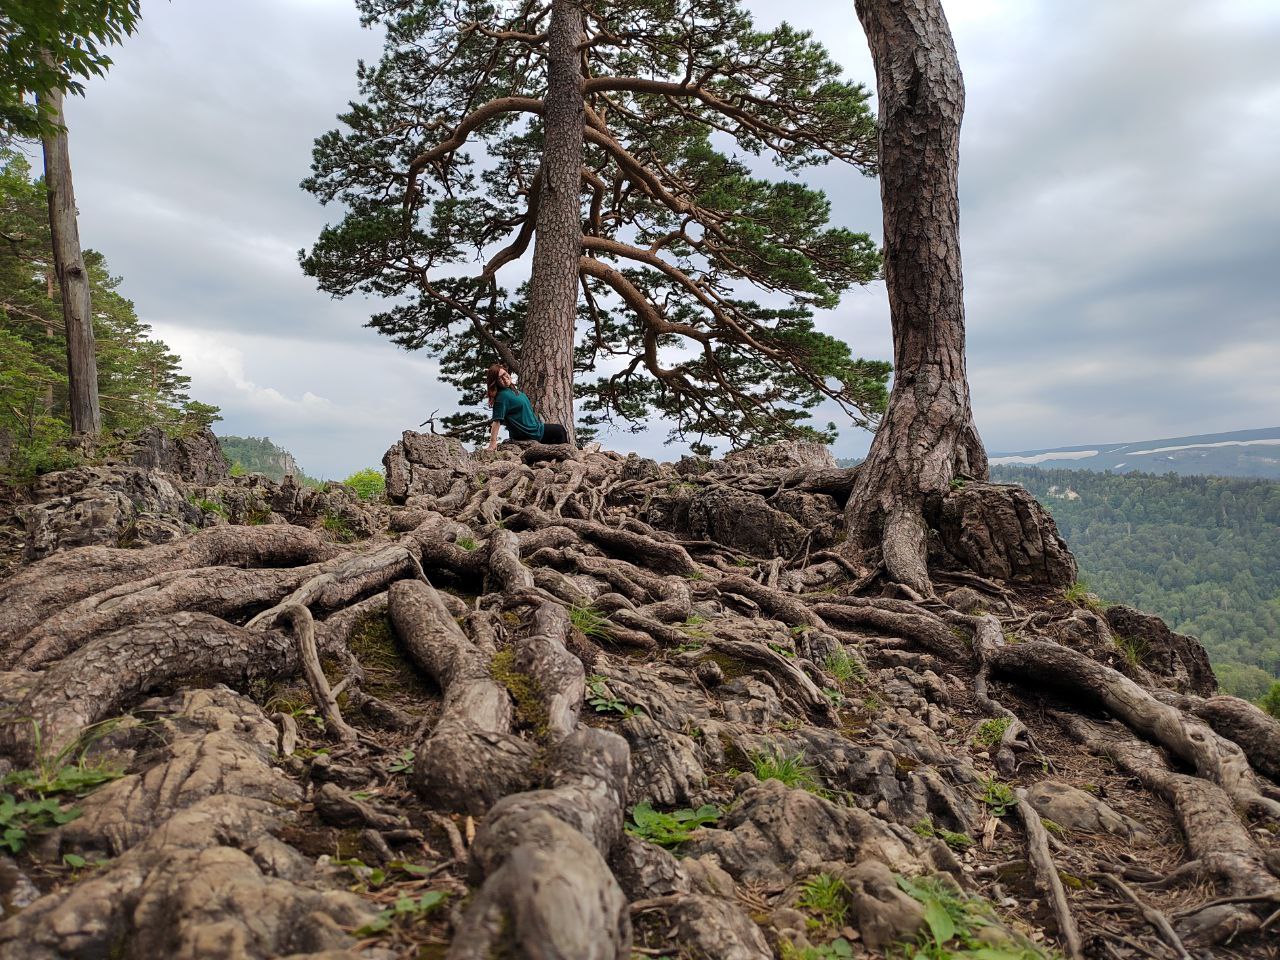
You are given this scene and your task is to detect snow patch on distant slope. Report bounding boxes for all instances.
[989,450,1099,466]
[1125,438,1280,456]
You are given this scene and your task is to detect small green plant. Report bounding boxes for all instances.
[1114,634,1148,669]
[353,890,449,936]
[569,603,613,641]
[685,569,706,581]
[894,874,1057,959]
[949,476,967,491]
[586,676,642,718]
[767,641,796,659]
[456,535,478,551]
[1062,580,1103,612]
[680,614,711,640]
[797,872,850,928]
[189,495,227,517]
[626,802,720,848]
[733,555,755,567]
[973,717,1011,749]
[913,816,975,851]
[780,939,853,960]
[821,686,846,708]
[0,794,81,852]
[388,749,414,774]
[823,647,866,687]
[322,512,357,543]
[229,461,248,477]
[342,467,385,501]
[244,506,272,525]
[978,777,1017,817]
[750,749,825,795]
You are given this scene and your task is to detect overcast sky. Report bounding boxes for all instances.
[34,0,1280,477]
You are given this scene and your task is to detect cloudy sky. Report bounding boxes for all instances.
[36,0,1280,477]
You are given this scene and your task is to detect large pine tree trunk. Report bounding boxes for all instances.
[844,0,986,595]
[38,81,101,437]
[522,0,584,442]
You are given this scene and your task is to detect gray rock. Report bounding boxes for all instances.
[686,487,807,559]
[621,714,707,807]
[682,776,916,886]
[632,894,772,960]
[844,859,926,951]
[935,482,1077,587]
[722,441,836,471]
[1025,780,1149,842]
[1105,605,1217,696]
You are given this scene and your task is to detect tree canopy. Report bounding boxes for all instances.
[0,149,217,477]
[302,0,890,449]
[0,0,140,139]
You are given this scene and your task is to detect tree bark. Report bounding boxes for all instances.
[844,0,986,595]
[37,77,101,437]
[522,0,583,442]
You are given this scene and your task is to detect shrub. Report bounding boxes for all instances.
[343,467,385,501]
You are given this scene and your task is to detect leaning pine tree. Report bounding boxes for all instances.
[302,0,891,449]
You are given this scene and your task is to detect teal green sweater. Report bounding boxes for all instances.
[492,388,544,441]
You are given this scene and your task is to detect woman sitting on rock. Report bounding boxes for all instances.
[485,362,569,450]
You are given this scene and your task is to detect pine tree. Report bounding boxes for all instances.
[0,149,217,477]
[302,0,890,447]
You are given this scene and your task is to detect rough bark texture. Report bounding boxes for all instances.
[37,80,101,437]
[521,0,584,440]
[0,436,1274,958]
[843,0,986,595]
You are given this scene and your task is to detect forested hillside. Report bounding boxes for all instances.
[0,149,216,478]
[992,465,1280,698]
[217,434,310,483]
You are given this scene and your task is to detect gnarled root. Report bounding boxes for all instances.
[0,524,336,659]
[388,578,535,813]
[1061,714,1280,943]
[0,612,300,764]
[992,641,1280,819]
[449,729,632,960]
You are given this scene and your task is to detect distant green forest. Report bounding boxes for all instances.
[217,435,320,486]
[991,466,1280,699]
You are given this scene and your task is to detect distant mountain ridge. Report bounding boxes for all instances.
[988,426,1280,479]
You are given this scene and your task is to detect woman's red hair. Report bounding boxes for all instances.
[486,363,507,406]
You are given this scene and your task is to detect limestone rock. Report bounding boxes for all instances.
[1105,605,1217,696]
[686,487,807,559]
[722,441,836,472]
[632,894,772,960]
[843,859,926,950]
[382,431,471,503]
[935,482,1077,587]
[128,426,230,485]
[620,714,706,807]
[1024,780,1149,842]
[682,776,916,886]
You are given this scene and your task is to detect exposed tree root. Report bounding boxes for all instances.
[1015,786,1084,959]
[0,524,336,658]
[994,641,1280,819]
[1,434,1276,959]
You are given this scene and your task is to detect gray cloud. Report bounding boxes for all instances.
[48,0,1280,472]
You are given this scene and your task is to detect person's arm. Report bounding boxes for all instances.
[486,419,501,451]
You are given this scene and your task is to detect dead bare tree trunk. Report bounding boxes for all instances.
[844,0,986,595]
[37,77,101,437]
[521,0,583,442]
